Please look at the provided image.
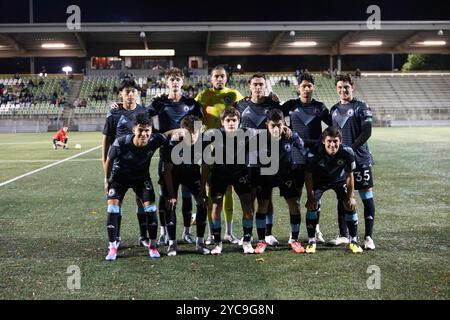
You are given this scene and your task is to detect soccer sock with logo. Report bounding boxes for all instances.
[305,210,318,239]
[106,204,121,243]
[211,218,221,243]
[242,217,253,242]
[165,204,177,241]
[182,192,193,230]
[255,212,266,241]
[345,211,358,241]
[265,211,274,236]
[290,214,300,240]
[359,191,375,238]
[144,204,158,241]
[195,204,207,238]
[137,207,147,239]
[337,202,349,237]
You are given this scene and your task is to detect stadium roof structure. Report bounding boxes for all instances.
[0,21,449,58]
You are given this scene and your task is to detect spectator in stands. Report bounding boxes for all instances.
[14,73,21,80]
[355,68,362,79]
[52,126,69,150]
[295,69,301,78]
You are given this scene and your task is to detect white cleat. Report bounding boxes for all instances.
[242,241,255,254]
[328,236,350,246]
[211,242,223,255]
[148,246,160,259]
[138,236,150,247]
[223,233,240,244]
[105,243,118,261]
[167,243,177,256]
[205,234,214,245]
[265,235,279,246]
[364,236,376,250]
[182,232,195,244]
[288,235,294,244]
[315,231,325,244]
[158,233,168,246]
[195,243,210,255]
[238,236,253,246]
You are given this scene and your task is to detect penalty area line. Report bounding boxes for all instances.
[0,145,101,188]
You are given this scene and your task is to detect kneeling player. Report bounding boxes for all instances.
[163,115,209,256]
[103,113,167,260]
[254,109,306,254]
[304,126,363,254]
[208,108,255,255]
[53,126,69,150]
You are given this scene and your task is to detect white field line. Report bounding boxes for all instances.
[0,145,101,187]
[0,159,101,163]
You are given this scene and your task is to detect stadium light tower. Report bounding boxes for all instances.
[62,66,73,75]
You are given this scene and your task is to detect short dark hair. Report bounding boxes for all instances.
[133,112,152,127]
[299,72,314,84]
[211,65,227,76]
[180,115,202,133]
[119,78,140,92]
[249,72,266,83]
[165,67,184,79]
[266,108,284,122]
[220,107,240,121]
[322,126,342,141]
[335,73,354,86]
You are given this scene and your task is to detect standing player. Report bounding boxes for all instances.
[208,108,255,255]
[236,73,282,246]
[148,68,203,245]
[253,109,306,254]
[330,74,376,250]
[102,78,149,248]
[282,73,332,244]
[103,113,167,260]
[52,126,69,150]
[304,126,363,254]
[196,65,244,245]
[162,115,210,256]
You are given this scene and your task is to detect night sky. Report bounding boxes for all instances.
[1,0,449,23]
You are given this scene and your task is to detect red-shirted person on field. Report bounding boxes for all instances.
[53,126,69,150]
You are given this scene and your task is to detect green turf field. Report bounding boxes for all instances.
[0,128,449,299]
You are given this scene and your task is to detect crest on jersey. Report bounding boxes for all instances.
[347,109,354,116]
[183,106,190,112]
[108,189,116,197]
[284,144,291,152]
[224,94,233,105]
[285,180,293,188]
[337,159,344,166]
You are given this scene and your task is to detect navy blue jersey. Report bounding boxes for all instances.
[102,104,148,141]
[148,95,203,133]
[108,133,167,184]
[306,144,356,186]
[161,133,209,169]
[330,98,373,166]
[282,98,331,149]
[254,132,305,175]
[237,97,281,129]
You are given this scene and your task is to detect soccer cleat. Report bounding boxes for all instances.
[265,235,279,246]
[210,243,223,255]
[182,232,195,244]
[148,246,160,259]
[115,237,122,249]
[290,240,306,253]
[105,243,118,261]
[254,241,267,254]
[328,236,350,246]
[158,233,168,246]
[305,242,316,254]
[348,242,364,254]
[364,236,376,250]
[138,236,150,247]
[205,234,214,245]
[52,143,57,150]
[242,241,255,254]
[195,243,210,255]
[167,243,177,256]
[238,236,254,246]
[315,231,325,244]
[288,235,294,244]
[223,233,240,244]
